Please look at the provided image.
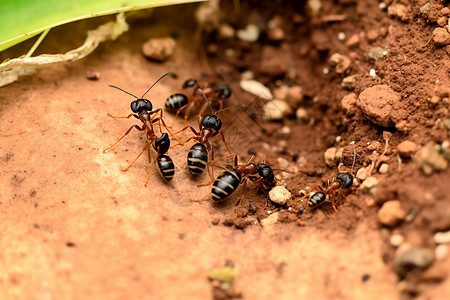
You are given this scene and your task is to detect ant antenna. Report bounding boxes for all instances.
[108,85,138,99]
[198,88,246,115]
[141,72,177,98]
[273,168,295,174]
[351,149,360,173]
[215,104,246,115]
[198,88,215,114]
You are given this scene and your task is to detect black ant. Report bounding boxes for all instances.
[170,89,244,179]
[192,155,278,216]
[103,72,178,185]
[165,78,232,124]
[295,173,355,211]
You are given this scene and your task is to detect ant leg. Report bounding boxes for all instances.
[235,178,248,217]
[122,140,153,172]
[293,184,323,202]
[198,154,237,187]
[189,192,211,202]
[172,105,188,127]
[144,150,159,187]
[218,131,232,155]
[103,124,144,153]
[183,102,196,125]
[172,125,199,137]
[170,137,195,149]
[107,113,137,119]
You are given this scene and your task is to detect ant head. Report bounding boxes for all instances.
[109,72,176,113]
[153,133,170,154]
[213,84,232,99]
[202,114,222,132]
[337,173,354,189]
[130,99,153,114]
[256,163,275,183]
[183,79,198,88]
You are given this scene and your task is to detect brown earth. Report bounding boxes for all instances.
[1,1,449,299]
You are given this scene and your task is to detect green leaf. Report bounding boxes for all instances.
[0,0,203,52]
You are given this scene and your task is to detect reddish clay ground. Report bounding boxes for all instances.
[1,1,449,299]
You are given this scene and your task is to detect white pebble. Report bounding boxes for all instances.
[434,231,450,244]
[261,212,278,227]
[240,79,273,100]
[240,70,254,80]
[336,136,342,143]
[350,141,355,145]
[356,167,368,180]
[338,32,346,41]
[269,186,292,205]
[237,24,260,42]
[390,234,405,247]
[379,163,389,174]
[360,176,378,193]
[369,69,377,77]
[323,68,329,74]
[435,244,449,260]
[263,99,291,121]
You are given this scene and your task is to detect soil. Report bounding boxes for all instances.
[1,0,449,299]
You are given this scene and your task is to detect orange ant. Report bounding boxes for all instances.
[295,151,360,211]
[103,72,179,185]
[295,173,355,211]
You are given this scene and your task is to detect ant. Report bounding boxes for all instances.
[103,72,178,185]
[294,173,355,211]
[192,155,277,216]
[165,78,232,124]
[170,89,244,179]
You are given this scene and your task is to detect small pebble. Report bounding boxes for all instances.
[286,86,304,108]
[368,47,386,60]
[356,167,368,180]
[345,34,359,48]
[337,32,346,41]
[277,157,290,169]
[394,243,434,277]
[142,37,176,62]
[356,84,400,127]
[208,266,236,284]
[397,140,418,157]
[296,107,309,122]
[379,163,389,174]
[378,200,407,227]
[390,234,405,247]
[280,126,291,138]
[435,245,449,261]
[240,79,273,100]
[329,53,351,74]
[324,147,338,167]
[236,24,260,42]
[306,0,322,17]
[273,85,290,100]
[432,27,450,47]
[367,30,379,42]
[261,212,279,227]
[263,99,291,121]
[420,3,430,14]
[387,4,407,20]
[413,142,448,175]
[437,16,448,27]
[267,26,285,42]
[361,274,371,282]
[341,93,358,114]
[359,176,378,194]
[379,2,387,11]
[369,69,377,77]
[341,75,356,90]
[269,186,291,205]
[86,70,100,80]
[434,230,450,244]
[219,24,235,39]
